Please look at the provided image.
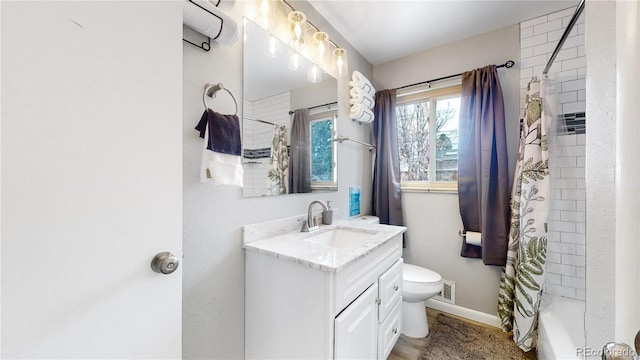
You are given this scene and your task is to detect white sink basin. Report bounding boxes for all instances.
[303,227,377,248]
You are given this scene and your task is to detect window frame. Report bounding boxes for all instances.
[309,113,338,191]
[396,81,461,193]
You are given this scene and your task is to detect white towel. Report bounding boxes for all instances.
[349,70,375,97]
[183,0,239,47]
[349,87,375,109]
[200,122,244,186]
[349,103,374,123]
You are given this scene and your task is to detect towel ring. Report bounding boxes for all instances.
[203,83,238,115]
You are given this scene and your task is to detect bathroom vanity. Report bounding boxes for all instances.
[243,216,405,359]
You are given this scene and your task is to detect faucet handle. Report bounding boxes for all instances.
[313,215,323,227]
[301,220,311,232]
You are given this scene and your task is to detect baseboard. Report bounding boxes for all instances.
[425,299,502,329]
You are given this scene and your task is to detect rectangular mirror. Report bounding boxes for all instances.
[242,17,338,197]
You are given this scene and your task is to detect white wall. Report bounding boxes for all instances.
[373,25,520,315]
[182,1,373,358]
[585,0,640,350]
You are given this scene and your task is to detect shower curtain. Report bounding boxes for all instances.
[498,77,551,351]
[267,125,288,195]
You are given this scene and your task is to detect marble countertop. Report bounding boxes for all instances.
[242,217,406,272]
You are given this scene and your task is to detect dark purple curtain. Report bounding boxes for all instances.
[373,90,404,226]
[457,65,510,266]
[289,109,311,193]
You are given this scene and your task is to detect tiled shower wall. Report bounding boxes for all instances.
[243,92,290,197]
[520,8,586,300]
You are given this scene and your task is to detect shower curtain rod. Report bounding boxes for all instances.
[244,116,277,126]
[395,60,515,91]
[543,0,585,75]
[288,101,338,115]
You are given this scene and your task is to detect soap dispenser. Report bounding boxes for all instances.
[322,201,334,225]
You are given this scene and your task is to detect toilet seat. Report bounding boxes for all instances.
[403,263,441,285]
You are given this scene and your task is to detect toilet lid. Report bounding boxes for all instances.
[403,263,442,284]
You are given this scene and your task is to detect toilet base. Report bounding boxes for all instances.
[401,301,429,338]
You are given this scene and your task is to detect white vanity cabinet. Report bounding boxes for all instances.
[245,233,403,359]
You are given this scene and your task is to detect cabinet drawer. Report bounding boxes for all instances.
[334,235,402,313]
[378,258,403,322]
[377,299,402,360]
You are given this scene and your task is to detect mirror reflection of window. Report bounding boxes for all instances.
[310,114,337,190]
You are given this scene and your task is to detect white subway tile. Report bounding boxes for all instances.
[577,89,586,101]
[555,178,577,189]
[553,156,577,168]
[562,189,586,200]
[521,33,548,48]
[521,26,534,39]
[561,56,587,71]
[546,273,562,285]
[562,274,586,289]
[557,91,578,104]
[548,241,576,254]
[562,254,585,267]
[533,42,556,56]
[562,34,586,49]
[548,220,576,232]
[576,289,585,300]
[557,135,577,146]
[576,156,585,168]
[556,69,578,82]
[555,47,579,62]
[547,29,563,43]
[577,45,585,57]
[561,78,585,92]
[521,15,549,28]
[547,231,561,242]
[576,201,586,213]
[548,210,561,221]
[545,284,577,299]
[562,101,586,114]
[547,251,562,264]
[548,7,579,21]
[547,263,576,276]
[561,232,585,245]
[551,200,577,211]
[561,210,585,223]
[561,167,584,179]
[576,245,585,256]
[521,54,549,68]
[577,22,585,35]
[576,178,586,190]
[534,19,563,35]
[576,134,586,145]
[563,145,586,157]
[521,46,534,59]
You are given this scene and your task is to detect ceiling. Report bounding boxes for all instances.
[308,0,578,65]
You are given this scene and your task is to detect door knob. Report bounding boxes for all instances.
[151,252,179,274]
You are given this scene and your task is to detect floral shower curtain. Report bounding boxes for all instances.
[267,125,288,195]
[498,77,551,351]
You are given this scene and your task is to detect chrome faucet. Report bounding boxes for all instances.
[301,200,329,232]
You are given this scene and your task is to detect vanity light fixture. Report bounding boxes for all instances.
[333,48,348,78]
[288,10,306,49]
[308,64,322,83]
[255,0,276,30]
[312,31,329,66]
[289,51,303,71]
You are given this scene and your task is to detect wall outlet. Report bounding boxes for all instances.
[433,280,456,304]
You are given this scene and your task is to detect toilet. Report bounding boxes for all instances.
[402,263,443,338]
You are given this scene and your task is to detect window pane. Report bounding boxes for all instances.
[396,102,430,181]
[310,119,333,181]
[435,97,460,182]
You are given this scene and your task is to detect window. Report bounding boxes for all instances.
[310,114,337,190]
[396,83,461,191]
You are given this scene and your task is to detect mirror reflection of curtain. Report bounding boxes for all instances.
[289,109,311,193]
[268,125,288,195]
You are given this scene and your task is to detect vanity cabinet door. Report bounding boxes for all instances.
[334,283,379,360]
[378,258,403,322]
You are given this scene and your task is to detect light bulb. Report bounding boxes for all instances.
[289,51,302,71]
[308,64,322,83]
[333,48,348,78]
[312,31,329,67]
[288,11,307,49]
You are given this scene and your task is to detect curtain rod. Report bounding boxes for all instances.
[543,0,584,75]
[395,60,516,91]
[288,101,338,115]
[244,116,277,126]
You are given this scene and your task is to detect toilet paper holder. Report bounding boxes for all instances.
[458,230,466,237]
